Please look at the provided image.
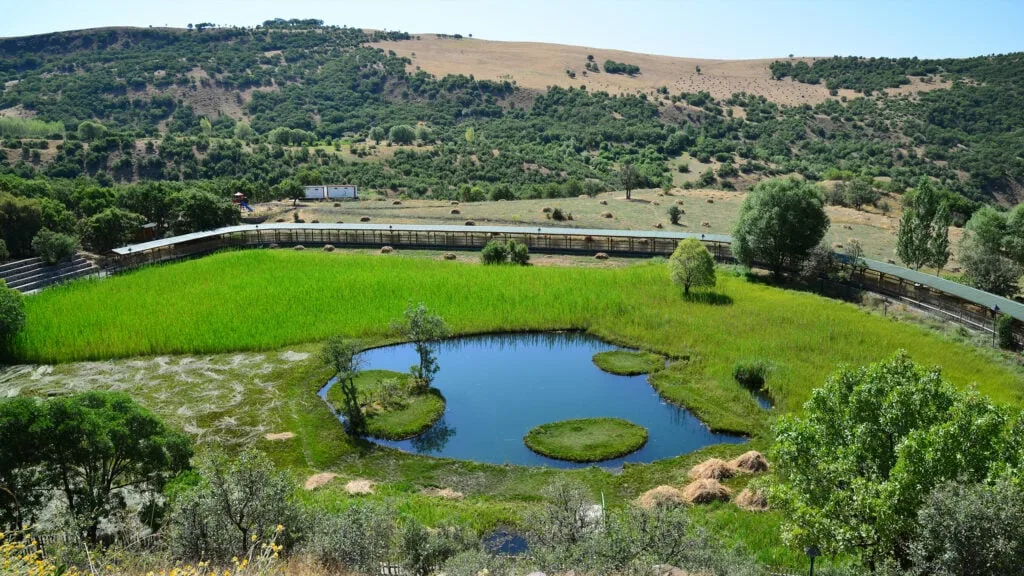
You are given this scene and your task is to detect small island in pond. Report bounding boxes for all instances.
[524,417,649,462]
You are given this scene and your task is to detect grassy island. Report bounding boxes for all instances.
[524,417,649,462]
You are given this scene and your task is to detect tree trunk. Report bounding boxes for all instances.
[626,188,631,200]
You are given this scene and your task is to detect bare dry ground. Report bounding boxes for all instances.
[373,35,947,104]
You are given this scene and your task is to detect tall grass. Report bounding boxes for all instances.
[13,250,1024,412]
[0,116,64,139]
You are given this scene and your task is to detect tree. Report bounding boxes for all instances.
[415,125,432,143]
[76,120,106,141]
[769,352,1012,568]
[0,193,43,258]
[40,391,192,542]
[732,177,830,277]
[668,239,716,295]
[0,280,26,342]
[909,478,1024,576]
[959,235,1022,296]
[169,189,239,234]
[368,126,386,143]
[619,163,640,200]
[0,397,48,530]
[320,337,366,435]
[667,205,683,225]
[278,179,304,207]
[234,121,255,141]
[0,240,8,262]
[117,182,175,232]
[78,207,145,253]
[31,228,78,265]
[396,303,449,390]
[389,124,416,145]
[896,178,950,271]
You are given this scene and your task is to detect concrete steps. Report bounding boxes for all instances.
[0,254,100,293]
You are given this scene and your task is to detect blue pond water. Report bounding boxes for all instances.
[321,332,746,468]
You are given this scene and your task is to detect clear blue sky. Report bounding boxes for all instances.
[2,0,1022,59]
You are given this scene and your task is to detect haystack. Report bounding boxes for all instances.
[420,487,464,500]
[734,488,769,512]
[442,252,457,261]
[636,486,687,509]
[264,432,295,441]
[594,252,609,260]
[344,479,376,495]
[303,472,338,490]
[360,216,371,222]
[380,246,394,254]
[687,458,737,480]
[600,211,613,218]
[729,451,769,473]
[682,479,732,504]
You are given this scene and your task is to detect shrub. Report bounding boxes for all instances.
[31,228,78,265]
[551,207,571,221]
[0,239,8,262]
[0,279,26,341]
[481,240,509,264]
[401,521,472,576]
[305,502,396,574]
[997,314,1015,350]
[733,360,770,390]
[508,240,530,266]
[668,205,683,225]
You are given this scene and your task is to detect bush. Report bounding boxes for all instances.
[31,228,78,265]
[997,314,1015,350]
[401,522,472,576]
[551,207,571,221]
[668,205,683,225]
[733,360,770,390]
[481,240,509,264]
[0,239,8,262]
[0,280,26,341]
[508,240,530,266]
[305,502,396,574]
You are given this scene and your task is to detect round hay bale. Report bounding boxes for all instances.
[652,201,660,206]
[887,258,897,264]
[706,198,715,204]
[344,479,376,496]
[833,243,844,249]
[676,200,685,205]
[594,252,609,260]
[701,221,711,228]
[392,200,402,205]
[687,458,737,481]
[360,216,371,222]
[728,451,769,473]
[333,202,341,207]
[442,252,457,261]
[600,211,613,218]
[293,245,305,251]
[450,200,460,205]
[682,479,732,504]
[275,218,285,223]
[268,243,280,249]
[465,220,476,226]
[654,223,664,229]
[542,207,553,213]
[734,488,769,512]
[336,220,344,224]
[450,208,461,215]
[843,224,854,230]
[380,246,394,254]
[323,244,335,252]
[636,485,687,510]
[599,200,608,205]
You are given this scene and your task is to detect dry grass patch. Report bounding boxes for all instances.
[420,487,465,500]
[304,472,339,490]
[344,479,376,495]
[687,458,737,480]
[734,488,769,512]
[636,485,688,509]
[264,432,296,441]
[682,479,732,504]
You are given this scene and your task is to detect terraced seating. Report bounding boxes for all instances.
[0,254,100,293]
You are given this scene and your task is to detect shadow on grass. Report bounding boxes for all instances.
[742,271,867,305]
[684,291,733,306]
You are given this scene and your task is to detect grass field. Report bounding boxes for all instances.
[5,248,1021,570]
[523,417,649,462]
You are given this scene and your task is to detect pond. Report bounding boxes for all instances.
[319,332,745,468]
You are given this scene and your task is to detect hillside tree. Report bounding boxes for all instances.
[619,163,640,200]
[896,178,950,271]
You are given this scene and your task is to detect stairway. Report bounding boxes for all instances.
[0,254,101,293]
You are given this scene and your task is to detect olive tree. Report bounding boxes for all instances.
[668,238,716,295]
[389,124,416,145]
[769,352,1012,568]
[732,178,829,277]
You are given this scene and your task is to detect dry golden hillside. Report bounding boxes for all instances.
[373,35,946,104]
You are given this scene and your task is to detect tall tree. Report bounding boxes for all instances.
[668,238,716,295]
[732,177,829,277]
[619,163,640,200]
[0,397,48,529]
[896,178,950,271]
[396,303,449,390]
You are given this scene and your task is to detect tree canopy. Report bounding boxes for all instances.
[668,239,716,295]
[732,178,829,276]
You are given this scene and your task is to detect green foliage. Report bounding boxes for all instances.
[167,450,297,562]
[733,359,771,391]
[997,314,1015,350]
[908,478,1024,576]
[667,204,683,224]
[480,240,509,264]
[603,60,641,75]
[0,192,43,258]
[619,162,640,199]
[77,207,145,253]
[319,336,366,434]
[0,239,8,262]
[897,178,951,270]
[31,228,78,264]
[75,120,106,141]
[368,126,386,142]
[770,351,1015,566]
[826,178,880,209]
[389,124,416,144]
[401,520,472,576]
[508,239,530,265]
[733,178,830,277]
[0,117,64,139]
[0,397,47,529]
[169,189,239,234]
[668,238,716,295]
[523,417,649,462]
[0,391,192,540]
[305,502,396,574]
[397,302,450,389]
[592,350,666,375]
[0,280,25,342]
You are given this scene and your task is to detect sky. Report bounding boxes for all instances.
[2,0,1022,60]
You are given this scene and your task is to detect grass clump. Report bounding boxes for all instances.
[733,359,771,391]
[592,350,666,375]
[523,417,648,462]
[326,370,446,440]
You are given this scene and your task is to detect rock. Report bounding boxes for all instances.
[268,243,280,249]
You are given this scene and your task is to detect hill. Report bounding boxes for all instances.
[1,20,1024,264]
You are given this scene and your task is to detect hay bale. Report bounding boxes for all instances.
[594,252,609,260]
[833,243,844,249]
[843,224,854,230]
[706,198,714,204]
[654,223,664,229]
[450,208,461,215]
[729,451,769,473]
[682,479,732,504]
[420,487,465,500]
[676,200,685,205]
[392,200,402,205]
[336,220,344,224]
[344,479,376,495]
[380,246,394,254]
[323,244,335,252]
[636,485,687,509]
[887,258,897,264]
[600,211,613,218]
[599,200,608,205]
[652,201,661,206]
[275,218,285,223]
[442,252,457,261]
[688,458,737,480]
[360,216,371,222]
[333,202,341,207]
[311,219,320,223]
[578,195,588,199]
[465,220,476,226]
[700,221,711,228]
[304,472,338,490]
[264,432,295,441]
[293,245,305,251]
[542,207,553,213]
[450,200,460,205]
[734,488,769,512]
